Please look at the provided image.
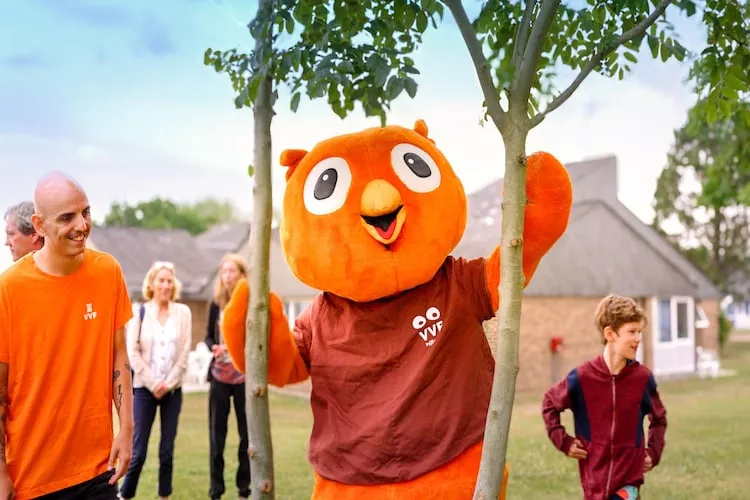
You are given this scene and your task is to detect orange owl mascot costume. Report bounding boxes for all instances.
[221,120,572,499]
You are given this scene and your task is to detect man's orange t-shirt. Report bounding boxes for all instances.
[0,248,133,499]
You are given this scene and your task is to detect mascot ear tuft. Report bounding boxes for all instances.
[413,119,435,144]
[413,119,429,138]
[280,149,308,181]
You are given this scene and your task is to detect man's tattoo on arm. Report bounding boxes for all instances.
[113,369,120,381]
[115,384,123,412]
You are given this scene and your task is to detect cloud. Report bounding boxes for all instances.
[36,0,177,59]
[0,133,255,224]
[2,54,47,69]
[133,18,177,57]
[39,0,135,27]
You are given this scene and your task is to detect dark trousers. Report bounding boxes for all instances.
[209,379,251,499]
[36,471,117,499]
[119,387,182,498]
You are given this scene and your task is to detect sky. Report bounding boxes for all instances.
[0,0,707,270]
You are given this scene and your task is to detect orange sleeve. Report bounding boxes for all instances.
[221,278,309,386]
[112,260,133,332]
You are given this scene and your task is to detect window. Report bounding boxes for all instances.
[656,296,694,344]
[659,299,671,342]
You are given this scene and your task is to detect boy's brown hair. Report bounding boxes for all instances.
[594,294,646,344]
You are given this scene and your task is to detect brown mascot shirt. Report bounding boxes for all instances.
[293,255,496,484]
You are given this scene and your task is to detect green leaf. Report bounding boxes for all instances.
[624,51,638,63]
[416,11,428,32]
[386,76,405,100]
[404,77,418,98]
[247,164,255,177]
[290,92,301,112]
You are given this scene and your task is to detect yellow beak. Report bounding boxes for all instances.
[360,179,407,246]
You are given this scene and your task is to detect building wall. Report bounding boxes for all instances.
[184,299,210,348]
[696,299,720,352]
[483,296,606,392]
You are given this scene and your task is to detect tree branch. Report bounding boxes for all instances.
[512,0,537,71]
[444,0,507,132]
[530,0,674,127]
[511,0,560,107]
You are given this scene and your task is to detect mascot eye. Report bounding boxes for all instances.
[303,157,353,215]
[390,143,441,193]
[425,307,441,321]
[412,315,427,329]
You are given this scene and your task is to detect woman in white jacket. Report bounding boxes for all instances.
[120,261,192,500]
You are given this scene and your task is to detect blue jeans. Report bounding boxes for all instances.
[119,387,182,498]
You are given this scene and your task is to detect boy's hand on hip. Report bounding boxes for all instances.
[643,452,653,473]
[567,439,588,460]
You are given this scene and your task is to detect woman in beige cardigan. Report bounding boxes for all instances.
[120,261,192,500]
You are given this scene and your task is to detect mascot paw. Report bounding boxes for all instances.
[221,278,288,374]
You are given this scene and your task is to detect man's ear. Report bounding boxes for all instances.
[31,214,45,238]
[280,149,308,181]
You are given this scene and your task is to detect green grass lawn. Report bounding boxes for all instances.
[131,340,750,499]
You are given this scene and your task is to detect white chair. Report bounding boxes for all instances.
[183,342,213,390]
[696,346,720,379]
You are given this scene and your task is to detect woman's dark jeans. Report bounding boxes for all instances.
[119,387,183,498]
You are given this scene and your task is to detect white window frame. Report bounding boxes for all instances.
[655,296,695,346]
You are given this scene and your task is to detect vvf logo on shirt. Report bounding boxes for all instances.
[412,306,443,347]
[83,303,98,321]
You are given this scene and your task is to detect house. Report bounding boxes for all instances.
[457,154,721,390]
[87,226,218,347]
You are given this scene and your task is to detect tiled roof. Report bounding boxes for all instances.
[88,226,216,300]
[455,155,721,299]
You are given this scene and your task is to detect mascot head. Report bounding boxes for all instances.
[280,119,466,302]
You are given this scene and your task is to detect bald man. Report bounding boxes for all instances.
[4,201,43,261]
[0,172,134,499]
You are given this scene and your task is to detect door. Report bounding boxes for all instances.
[650,296,696,376]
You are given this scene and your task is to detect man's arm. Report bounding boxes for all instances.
[113,326,133,430]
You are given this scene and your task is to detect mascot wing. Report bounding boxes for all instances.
[221,277,309,386]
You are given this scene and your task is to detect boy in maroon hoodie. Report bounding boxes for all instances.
[541,294,667,500]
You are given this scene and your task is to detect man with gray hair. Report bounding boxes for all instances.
[4,201,43,261]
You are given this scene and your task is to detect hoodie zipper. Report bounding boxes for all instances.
[605,374,616,496]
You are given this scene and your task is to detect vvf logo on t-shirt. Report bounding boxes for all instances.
[412,306,443,347]
[83,303,98,321]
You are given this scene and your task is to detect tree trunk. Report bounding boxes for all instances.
[473,118,529,500]
[245,0,275,495]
